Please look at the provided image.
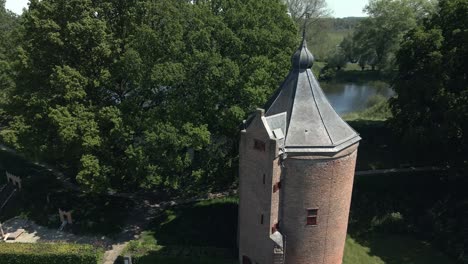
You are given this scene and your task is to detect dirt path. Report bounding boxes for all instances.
[103,243,128,264]
[2,217,112,246]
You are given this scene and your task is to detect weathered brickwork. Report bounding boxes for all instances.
[282,146,358,264]
[238,34,360,264]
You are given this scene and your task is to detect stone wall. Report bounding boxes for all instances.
[238,110,278,264]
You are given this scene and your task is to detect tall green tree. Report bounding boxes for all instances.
[390,2,467,260]
[390,0,467,161]
[0,0,19,125]
[2,0,297,194]
[351,0,436,71]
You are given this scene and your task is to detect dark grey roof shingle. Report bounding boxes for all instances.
[264,37,360,154]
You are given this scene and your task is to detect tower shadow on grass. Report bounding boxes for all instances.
[148,198,239,249]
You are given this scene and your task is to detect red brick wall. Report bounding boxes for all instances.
[281,146,358,264]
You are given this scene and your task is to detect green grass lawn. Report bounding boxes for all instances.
[344,235,455,264]
[123,198,455,264]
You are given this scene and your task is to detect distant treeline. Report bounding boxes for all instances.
[322,17,365,31]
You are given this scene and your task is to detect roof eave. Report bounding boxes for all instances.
[284,135,361,155]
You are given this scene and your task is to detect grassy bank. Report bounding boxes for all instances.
[344,235,455,264]
[343,95,392,122]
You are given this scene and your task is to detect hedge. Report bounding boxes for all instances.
[0,243,104,264]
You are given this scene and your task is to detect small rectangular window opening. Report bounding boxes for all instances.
[271,222,279,233]
[273,181,281,193]
[307,209,318,226]
[253,139,266,151]
[263,174,266,184]
[260,214,264,225]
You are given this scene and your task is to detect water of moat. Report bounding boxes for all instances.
[321,81,394,115]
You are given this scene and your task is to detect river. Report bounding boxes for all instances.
[321,81,395,115]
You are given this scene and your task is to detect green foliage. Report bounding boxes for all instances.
[326,47,347,70]
[343,95,392,121]
[0,0,19,125]
[0,243,104,264]
[318,65,337,81]
[2,0,297,194]
[390,2,467,261]
[340,34,358,63]
[390,0,468,163]
[306,18,363,61]
[344,0,436,71]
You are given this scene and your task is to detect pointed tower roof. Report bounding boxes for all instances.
[264,34,360,154]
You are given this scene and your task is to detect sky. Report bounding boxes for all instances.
[5,0,28,15]
[6,0,368,17]
[328,0,368,17]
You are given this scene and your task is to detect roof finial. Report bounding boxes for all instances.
[302,21,306,39]
[302,12,310,40]
[292,12,314,70]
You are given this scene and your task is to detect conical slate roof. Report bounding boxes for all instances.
[264,36,360,154]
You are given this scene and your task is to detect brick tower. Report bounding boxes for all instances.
[238,33,361,264]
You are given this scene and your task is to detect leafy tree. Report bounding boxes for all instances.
[352,0,436,71]
[2,0,297,194]
[0,0,19,125]
[340,34,358,63]
[390,1,467,260]
[390,0,467,162]
[326,46,347,71]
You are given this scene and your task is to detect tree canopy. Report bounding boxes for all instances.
[1,0,297,194]
[390,0,468,163]
[339,0,436,71]
[390,2,467,260]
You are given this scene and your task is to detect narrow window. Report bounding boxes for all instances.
[260,214,264,225]
[307,209,318,226]
[263,174,266,184]
[273,181,281,193]
[271,222,279,233]
[253,139,266,151]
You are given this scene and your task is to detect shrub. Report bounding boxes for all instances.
[319,65,337,81]
[0,243,104,264]
[343,98,392,121]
